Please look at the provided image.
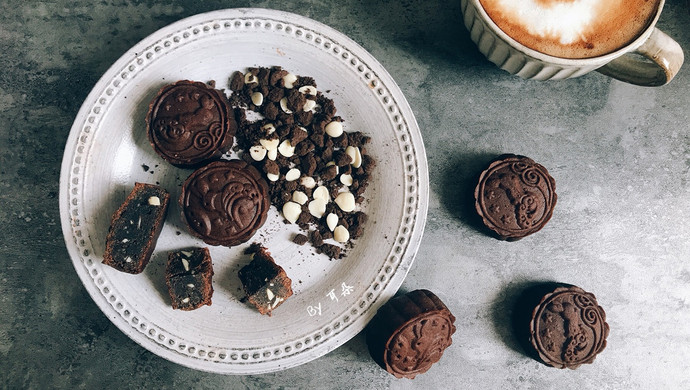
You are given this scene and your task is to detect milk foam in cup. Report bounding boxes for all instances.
[461,0,683,86]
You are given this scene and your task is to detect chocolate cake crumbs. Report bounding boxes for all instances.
[230,66,374,258]
[292,233,309,245]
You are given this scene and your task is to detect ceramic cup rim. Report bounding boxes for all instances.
[469,0,666,66]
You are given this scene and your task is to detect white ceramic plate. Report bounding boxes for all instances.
[60,8,428,374]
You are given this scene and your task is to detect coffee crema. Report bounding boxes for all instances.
[479,0,661,59]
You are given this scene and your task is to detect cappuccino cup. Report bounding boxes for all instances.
[461,0,684,86]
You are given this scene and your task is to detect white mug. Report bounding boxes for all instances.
[461,0,684,86]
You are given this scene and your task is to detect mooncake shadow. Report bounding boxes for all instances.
[489,280,566,360]
[438,152,498,234]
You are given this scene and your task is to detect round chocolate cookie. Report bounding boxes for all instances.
[529,285,609,369]
[146,80,236,168]
[180,160,269,247]
[474,154,556,240]
[366,290,456,379]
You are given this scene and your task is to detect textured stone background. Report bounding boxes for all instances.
[1,0,689,388]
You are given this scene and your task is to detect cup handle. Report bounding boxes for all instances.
[596,28,684,86]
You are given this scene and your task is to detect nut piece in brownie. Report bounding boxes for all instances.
[238,244,293,315]
[146,80,237,168]
[229,66,375,257]
[103,183,170,274]
[165,248,214,311]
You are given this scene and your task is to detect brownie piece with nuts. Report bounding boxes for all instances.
[165,247,214,310]
[238,244,293,315]
[229,66,375,258]
[103,182,170,274]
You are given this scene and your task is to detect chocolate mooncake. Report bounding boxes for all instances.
[180,160,270,247]
[366,290,456,379]
[146,80,236,168]
[529,285,609,369]
[475,154,556,240]
[103,183,170,274]
[165,247,214,311]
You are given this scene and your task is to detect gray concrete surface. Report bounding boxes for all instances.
[2,0,690,388]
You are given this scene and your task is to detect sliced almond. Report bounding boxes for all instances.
[340,173,353,186]
[282,73,298,88]
[325,121,343,138]
[285,168,301,181]
[298,85,317,95]
[334,225,350,243]
[313,186,330,202]
[335,192,356,212]
[282,201,301,223]
[278,139,295,157]
[249,145,267,161]
[326,213,338,231]
[292,191,308,205]
[251,91,264,106]
[308,198,327,218]
[300,176,316,189]
[280,97,292,113]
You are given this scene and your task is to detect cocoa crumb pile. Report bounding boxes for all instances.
[229,66,375,258]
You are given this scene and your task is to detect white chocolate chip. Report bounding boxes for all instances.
[298,85,317,95]
[266,288,275,300]
[325,121,343,138]
[187,284,195,288]
[148,196,161,206]
[249,145,267,161]
[334,225,350,243]
[278,140,295,157]
[346,146,362,168]
[125,256,133,263]
[180,251,192,257]
[335,192,356,212]
[282,73,298,88]
[340,173,353,186]
[267,172,280,182]
[292,191,308,205]
[308,198,327,218]
[326,213,338,231]
[262,123,276,135]
[267,148,278,161]
[313,186,330,202]
[259,138,279,151]
[285,168,301,182]
[280,97,292,114]
[251,91,264,106]
[181,297,190,303]
[121,238,129,243]
[303,99,317,113]
[282,202,301,223]
[244,73,258,84]
[300,176,316,189]
[181,258,190,272]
